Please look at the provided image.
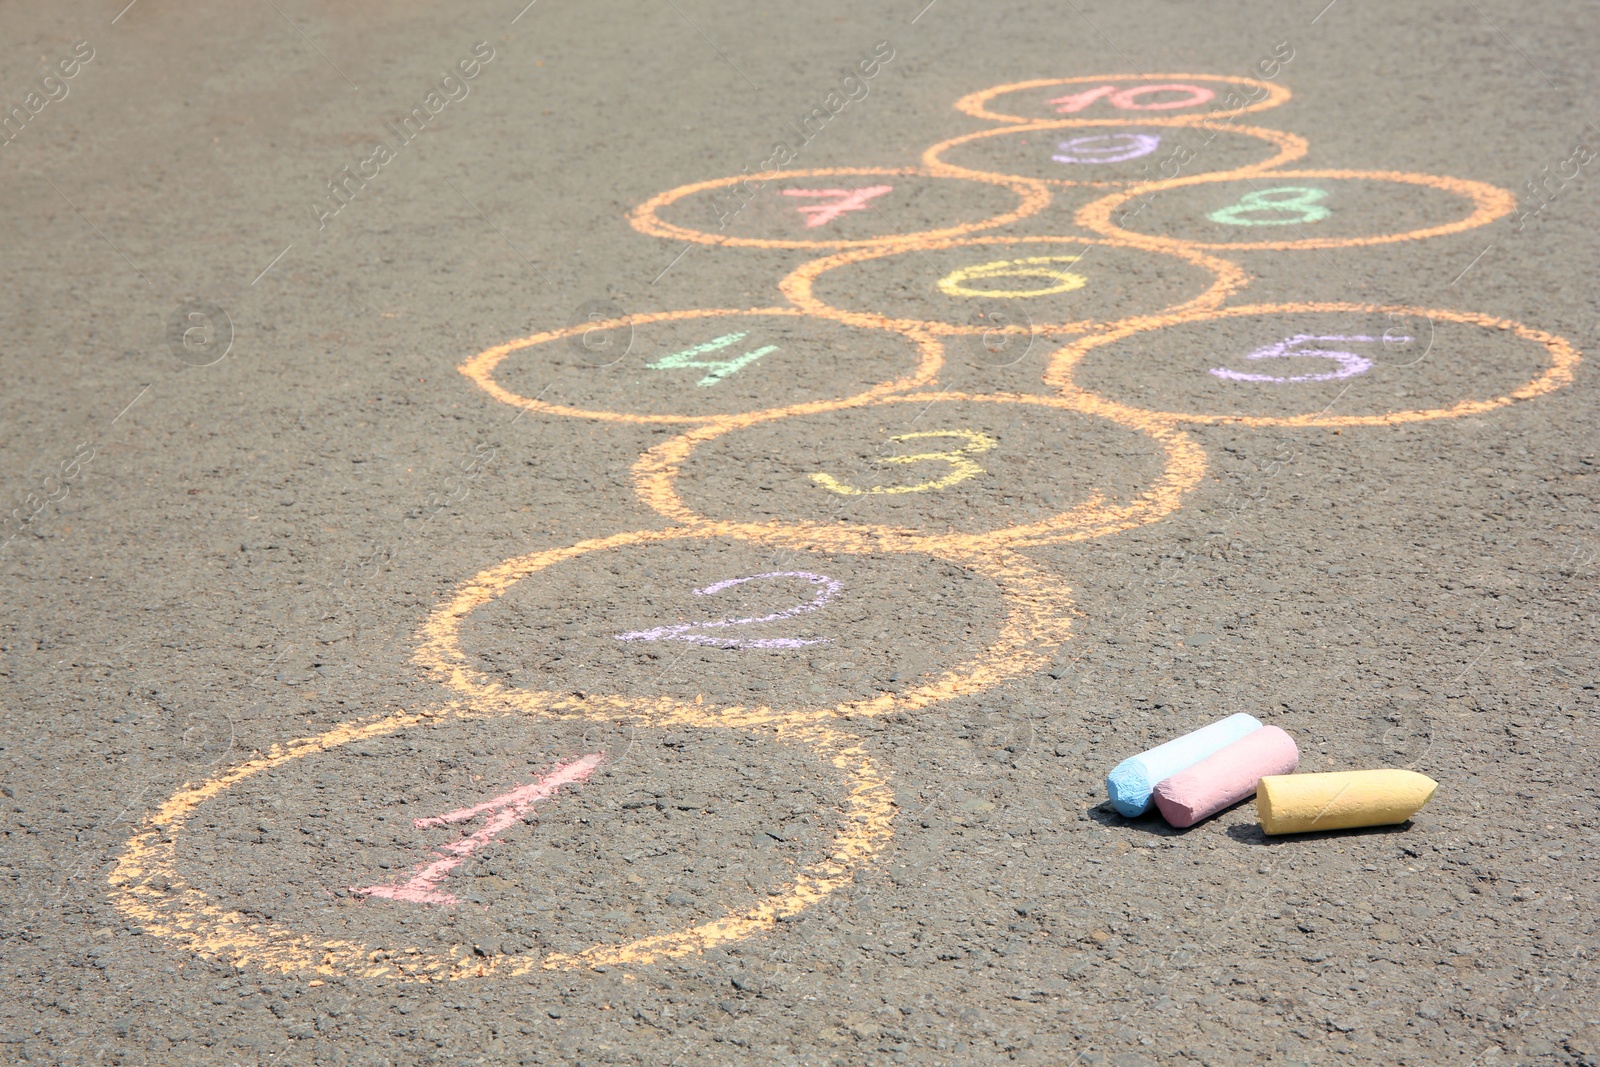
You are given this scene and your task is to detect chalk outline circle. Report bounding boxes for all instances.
[630,392,1207,553]
[459,307,943,425]
[922,119,1309,189]
[108,698,893,981]
[417,527,1075,725]
[628,166,1052,250]
[779,235,1251,338]
[1045,303,1582,427]
[1075,168,1517,251]
[953,74,1292,126]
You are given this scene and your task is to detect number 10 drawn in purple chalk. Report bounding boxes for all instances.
[351,754,603,906]
[1209,334,1408,384]
[614,571,841,650]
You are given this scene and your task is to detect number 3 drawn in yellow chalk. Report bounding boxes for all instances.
[937,256,1087,299]
[810,430,999,496]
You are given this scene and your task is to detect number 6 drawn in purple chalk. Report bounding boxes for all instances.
[614,571,841,650]
[1052,133,1162,165]
[1209,334,1408,384]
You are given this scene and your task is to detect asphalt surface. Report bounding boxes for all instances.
[2,1,1598,1065]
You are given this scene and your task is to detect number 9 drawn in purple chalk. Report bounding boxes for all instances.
[614,571,841,650]
[1209,334,1406,384]
[1052,133,1162,165]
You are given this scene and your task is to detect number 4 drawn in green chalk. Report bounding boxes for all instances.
[645,332,778,387]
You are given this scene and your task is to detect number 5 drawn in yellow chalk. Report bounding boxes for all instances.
[937,256,1087,299]
[810,430,999,496]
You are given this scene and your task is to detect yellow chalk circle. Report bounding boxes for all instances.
[1257,769,1438,835]
[937,256,1087,299]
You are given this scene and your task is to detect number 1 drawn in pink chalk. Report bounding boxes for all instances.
[351,753,603,906]
[781,185,893,228]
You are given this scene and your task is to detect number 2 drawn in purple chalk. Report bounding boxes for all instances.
[1053,133,1162,164]
[1209,334,1408,384]
[614,571,841,650]
[351,753,602,906]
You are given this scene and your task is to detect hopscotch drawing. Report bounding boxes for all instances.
[112,71,1579,982]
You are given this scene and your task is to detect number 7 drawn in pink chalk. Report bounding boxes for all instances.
[351,753,603,906]
[781,185,893,228]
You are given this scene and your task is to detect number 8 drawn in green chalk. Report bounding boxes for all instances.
[646,331,778,387]
[1208,186,1331,226]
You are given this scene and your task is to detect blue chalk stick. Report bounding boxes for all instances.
[1105,713,1264,817]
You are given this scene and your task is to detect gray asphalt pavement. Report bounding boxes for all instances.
[2,1,1597,1064]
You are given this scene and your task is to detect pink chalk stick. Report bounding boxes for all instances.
[1152,725,1299,828]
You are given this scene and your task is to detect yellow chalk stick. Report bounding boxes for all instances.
[1257,770,1438,835]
